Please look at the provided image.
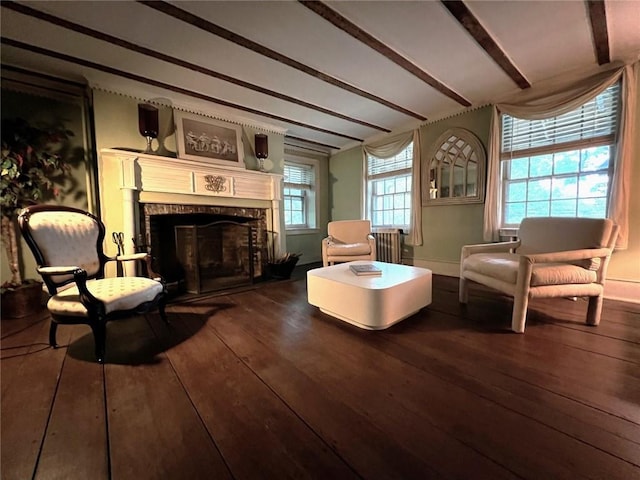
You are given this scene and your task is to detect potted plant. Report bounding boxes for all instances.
[1,118,73,317]
[266,252,302,280]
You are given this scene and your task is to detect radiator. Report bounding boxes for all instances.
[373,229,403,264]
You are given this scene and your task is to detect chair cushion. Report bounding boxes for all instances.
[326,242,371,256]
[463,253,597,286]
[464,253,520,284]
[47,277,164,317]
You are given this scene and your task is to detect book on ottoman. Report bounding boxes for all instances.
[349,264,382,276]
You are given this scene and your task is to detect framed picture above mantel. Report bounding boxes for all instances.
[174,111,245,168]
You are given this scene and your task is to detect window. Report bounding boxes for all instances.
[500,84,619,226]
[366,142,413,228]
[284,160,317,230]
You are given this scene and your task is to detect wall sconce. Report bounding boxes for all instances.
[138,103,159,154]
[255,133,268,172]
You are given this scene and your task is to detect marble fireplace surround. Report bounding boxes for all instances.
[100,148,284,276]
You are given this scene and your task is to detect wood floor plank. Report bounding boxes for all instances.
[152,300,361,480]
[34,324,109,480]
[2,273,637,480]
[1,313,51,396]
[366,323,640,466]
[206,303,445,479]
[219,293,522,479]
[231,289,640,479]
[103,314,231,480]
[410,311,640,424]
[0,320,72,480]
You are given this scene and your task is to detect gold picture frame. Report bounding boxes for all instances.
[174,111,245,167]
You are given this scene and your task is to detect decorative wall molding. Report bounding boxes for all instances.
[89,84,288,134]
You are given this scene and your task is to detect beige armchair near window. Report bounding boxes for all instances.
[459,217,618,333]
[322,220,376,267]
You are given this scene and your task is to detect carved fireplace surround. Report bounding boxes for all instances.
[99,148,284,277]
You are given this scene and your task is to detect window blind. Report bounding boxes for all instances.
[501,83,619,157]
[284,163,313,189]
[367,143,413,177]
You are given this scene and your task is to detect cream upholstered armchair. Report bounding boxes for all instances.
[322,220,376,267]
[460,217,618,333]
[18,205,168,363]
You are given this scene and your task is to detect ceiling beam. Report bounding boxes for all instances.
[1,1,389,134]
[139,0,427,121]
[441,1,531,89]
[586,0,610,65]
[285,135,338,151]
[300,0,471,107]
[0,37,364,142]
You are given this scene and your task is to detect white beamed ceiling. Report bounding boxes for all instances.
[1,0,639,152]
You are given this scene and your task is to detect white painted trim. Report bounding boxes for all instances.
[101,148,285,254]
[604,279,640,304]
[406,259,460,278]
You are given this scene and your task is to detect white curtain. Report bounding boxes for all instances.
[363,129,423,246]
[483,61,638,248]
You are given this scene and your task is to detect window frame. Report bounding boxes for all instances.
[499,84,620,228]
[365,142,413,230]
[283,157,319,234]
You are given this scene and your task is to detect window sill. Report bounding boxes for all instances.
[285,228,320,236]
[499,227,519,241]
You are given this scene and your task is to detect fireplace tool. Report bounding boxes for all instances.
[112,231,124,277]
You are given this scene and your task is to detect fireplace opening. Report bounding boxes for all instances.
[175,221,254,293]
[140,203,268,295]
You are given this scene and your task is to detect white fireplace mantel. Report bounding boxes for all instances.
[100,148,284,260]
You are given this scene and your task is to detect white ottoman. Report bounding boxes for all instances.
[307,261,432,330]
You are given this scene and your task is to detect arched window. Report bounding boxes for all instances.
[422,128,485,205]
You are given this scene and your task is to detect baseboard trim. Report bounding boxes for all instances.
[604,279,640,304]
[406,258,639,304]
[407,259,460,278]
[298,255,322,266]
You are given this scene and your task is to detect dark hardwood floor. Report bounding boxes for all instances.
[2,270,639,479]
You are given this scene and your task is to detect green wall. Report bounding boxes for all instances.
[329,146,363,220]
[413,106,492,271]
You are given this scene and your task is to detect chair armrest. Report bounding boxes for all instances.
[322,235,334,246]
[115,253,149,262]
[109,252,163,281]
[522,248,612,264]
[37,266,83,276]
[38,266,102,307]
[461,240,521,258]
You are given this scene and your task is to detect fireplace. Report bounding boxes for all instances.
[140,203,268,293]
[99,148,284,288]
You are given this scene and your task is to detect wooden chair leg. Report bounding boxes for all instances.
[49,322,59,348]
[158,299,169,325]
[586,295,604,326]
[89,321,107,364]
[459,277,468,304]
